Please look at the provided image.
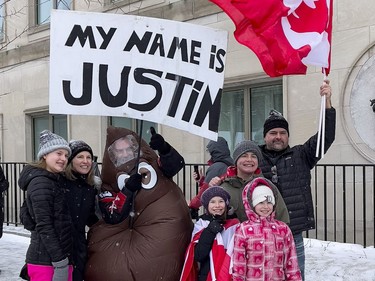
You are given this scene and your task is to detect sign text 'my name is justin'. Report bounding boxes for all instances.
[50,10,228,139]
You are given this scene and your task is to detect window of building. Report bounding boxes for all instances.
[219,83,282,151]
[110,117,156,143]
[36,0,72,25]
[32,114,68,160]
[0,0,4,41]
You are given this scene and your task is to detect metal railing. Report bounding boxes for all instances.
[2,162,375,247]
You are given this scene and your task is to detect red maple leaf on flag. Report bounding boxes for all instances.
[211,0,333,77]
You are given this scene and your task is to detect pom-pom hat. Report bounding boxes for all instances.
[263,109,289,137]
[68,140,94,163]
[37,130,71,160]
[201,186,231,211]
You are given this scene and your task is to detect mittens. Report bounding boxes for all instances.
[149,133,171,155]
[207,219,224,234]
[190,208,199,220]
[125,173,142,192]
[52,257,69,281]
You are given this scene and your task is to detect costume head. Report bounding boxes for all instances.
[68,140,93,163]
[85,126,192,281]
[232,140,262,165]
[201,186,231,212]
[37,130,71,160]
[263,109,289,137]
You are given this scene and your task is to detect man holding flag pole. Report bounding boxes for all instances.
[208,0,335,279]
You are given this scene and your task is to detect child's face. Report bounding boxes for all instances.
[236,152,259,176]
[254,200,273,217]
[208,196,226,216]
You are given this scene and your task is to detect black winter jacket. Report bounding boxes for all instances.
[0,166,9,238]
[194,214,220,281]
[18,165,73,265]
[259,107,336,234]
[64,173,99,281]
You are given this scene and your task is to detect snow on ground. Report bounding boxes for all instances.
[1,225,375,280]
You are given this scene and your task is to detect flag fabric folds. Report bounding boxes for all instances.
[180,218,239,281]
[210,0,333,77]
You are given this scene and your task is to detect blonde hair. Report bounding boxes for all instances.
[30,159,46,169]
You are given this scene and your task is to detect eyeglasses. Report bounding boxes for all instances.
[271,165,278,184]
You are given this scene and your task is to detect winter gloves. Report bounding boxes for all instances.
[52,257,69,281]
[149,133,171,155]
[125,173,143,192]
[206,216,224,234]
[190,208,199,220]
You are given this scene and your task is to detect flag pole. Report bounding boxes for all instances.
[316,96,324,158]
[316,72,328,158]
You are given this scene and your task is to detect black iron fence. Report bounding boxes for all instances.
[3,162,375,247]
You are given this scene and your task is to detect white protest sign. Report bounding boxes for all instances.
[49,10,228,140]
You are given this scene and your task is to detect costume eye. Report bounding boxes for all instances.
[117,174,130,190]
[138,162,157,190]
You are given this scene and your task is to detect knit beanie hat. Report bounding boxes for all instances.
[201,186,231,211]
[251,185,275,207]
[263,109,289,137]
[232,140,262,165]
[68,140,94,163]
[37,130,71,160]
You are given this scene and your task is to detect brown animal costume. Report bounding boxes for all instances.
[85,127,193,281]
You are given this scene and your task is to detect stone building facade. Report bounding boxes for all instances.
[0,0,374,165]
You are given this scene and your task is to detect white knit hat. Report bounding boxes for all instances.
[252,185,275,207]
[37,130,71,160]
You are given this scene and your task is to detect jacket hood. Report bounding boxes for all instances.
[225,166,262,178]
[242,177,277,221]
[206,137,234,166]
[18,165,60,192]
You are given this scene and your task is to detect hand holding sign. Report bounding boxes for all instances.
[149,127,171,155]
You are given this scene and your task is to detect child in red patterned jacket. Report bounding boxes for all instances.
[232,177,302,281]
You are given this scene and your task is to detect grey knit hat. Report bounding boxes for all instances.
[263,109,289,137]
[37,130,71,160]
[232,140,262,165]
[201,186,231,211]
[68,140,93,163]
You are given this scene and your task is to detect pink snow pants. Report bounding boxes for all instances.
[27,263,73,281]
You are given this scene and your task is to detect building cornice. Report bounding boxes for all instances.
[0,38,50,68]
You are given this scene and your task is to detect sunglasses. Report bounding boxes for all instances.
[271,165,278,184]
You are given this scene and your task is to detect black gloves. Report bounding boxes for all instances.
[206,219,224,234]
[149,133,171,155]
[190,208,199,220]
[125,173,142,192]
[206,214,225,234]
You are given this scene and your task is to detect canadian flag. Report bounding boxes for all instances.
[180,219,239,281]
[210,0,333,77]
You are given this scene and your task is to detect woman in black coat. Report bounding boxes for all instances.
[64,140,99,281]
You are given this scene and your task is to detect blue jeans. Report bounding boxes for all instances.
[294,232,305,281]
